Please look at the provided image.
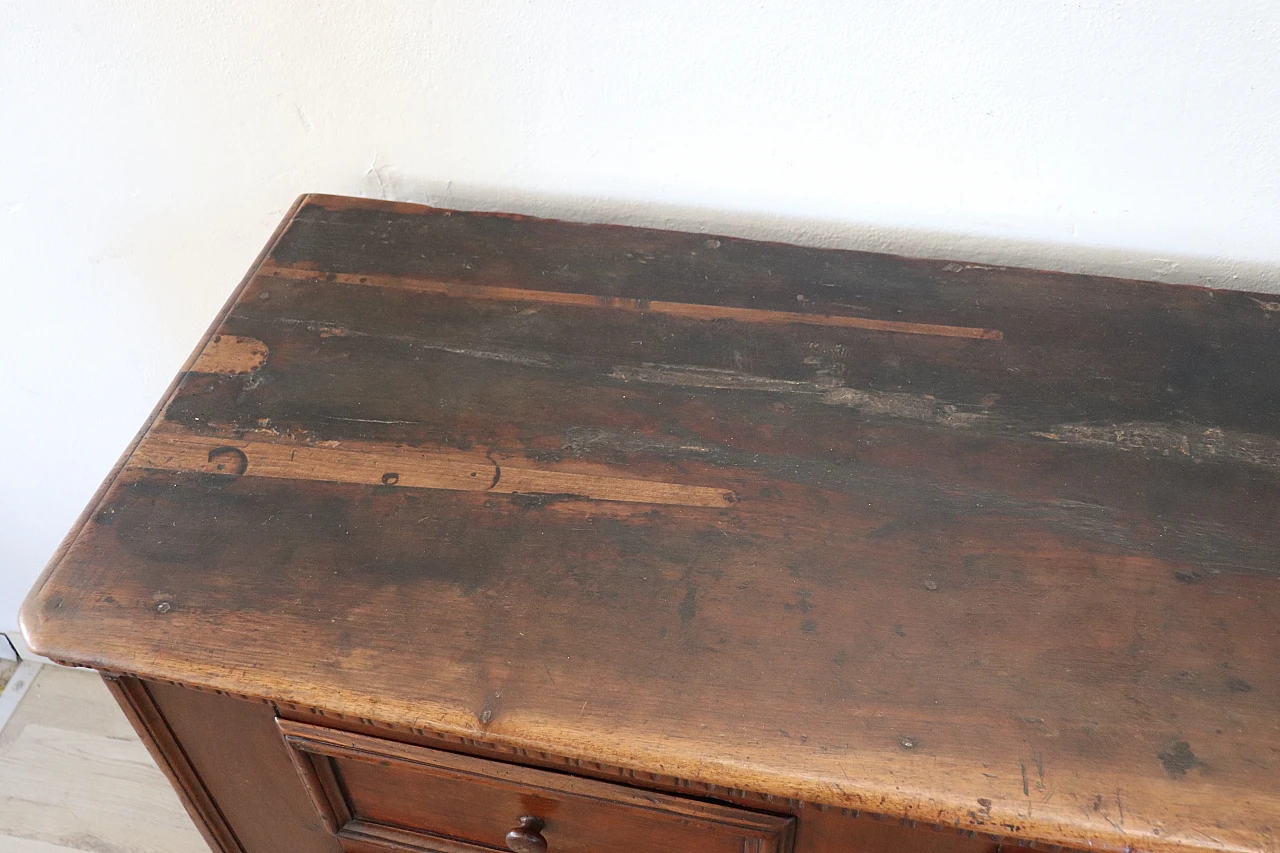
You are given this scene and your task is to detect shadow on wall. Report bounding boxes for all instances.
[360,166,1280,295]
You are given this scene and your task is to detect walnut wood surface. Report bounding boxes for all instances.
[109,676,340,853]
[104,676,245,852]
[280,718,795,853]
[22,194,1280,853]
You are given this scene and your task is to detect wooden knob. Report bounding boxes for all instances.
[505,815,547,853]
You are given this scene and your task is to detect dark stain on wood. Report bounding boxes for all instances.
[1156,740,1206,778]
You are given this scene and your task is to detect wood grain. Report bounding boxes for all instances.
[279,718,795,853]
[191,334,269,375]
[105,675,244,852]
[260,264,1005,340]
[140,679,340,853]
[22,194,1280,853]
[129,424,737,508]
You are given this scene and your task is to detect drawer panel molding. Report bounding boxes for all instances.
[278,718,795,853]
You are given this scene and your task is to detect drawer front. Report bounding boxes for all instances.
[278,719,794,853]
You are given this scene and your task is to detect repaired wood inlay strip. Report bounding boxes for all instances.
[191,335,268,375]
[128,429,736,509]
[259,265,1003,340]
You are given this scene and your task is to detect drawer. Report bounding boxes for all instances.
[278,719,795,853]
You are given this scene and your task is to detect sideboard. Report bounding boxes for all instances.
[22,194,1280,852]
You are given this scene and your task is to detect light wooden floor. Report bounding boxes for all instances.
[0,657,208,852]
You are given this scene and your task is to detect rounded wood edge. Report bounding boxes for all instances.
[17,193,314,662]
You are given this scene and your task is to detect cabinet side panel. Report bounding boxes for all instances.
[116,676,341,853]
[105,675,245,852]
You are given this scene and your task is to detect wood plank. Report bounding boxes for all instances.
[260,264,1004,339]
[129,425,737,508]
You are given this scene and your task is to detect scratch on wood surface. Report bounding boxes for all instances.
[1033,423,1280,471]
[610,363,988,427]
[325,416,421,425]
[129,425,736,509]
[263,315,557,368]
[822,388,987,426]
[259,265,1003,340]
[610,364,827,395]
[190,335,268,375]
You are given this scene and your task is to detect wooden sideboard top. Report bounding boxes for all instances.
[22,194,1280,853]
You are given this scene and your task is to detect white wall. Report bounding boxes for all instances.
[2,1,1278,631]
